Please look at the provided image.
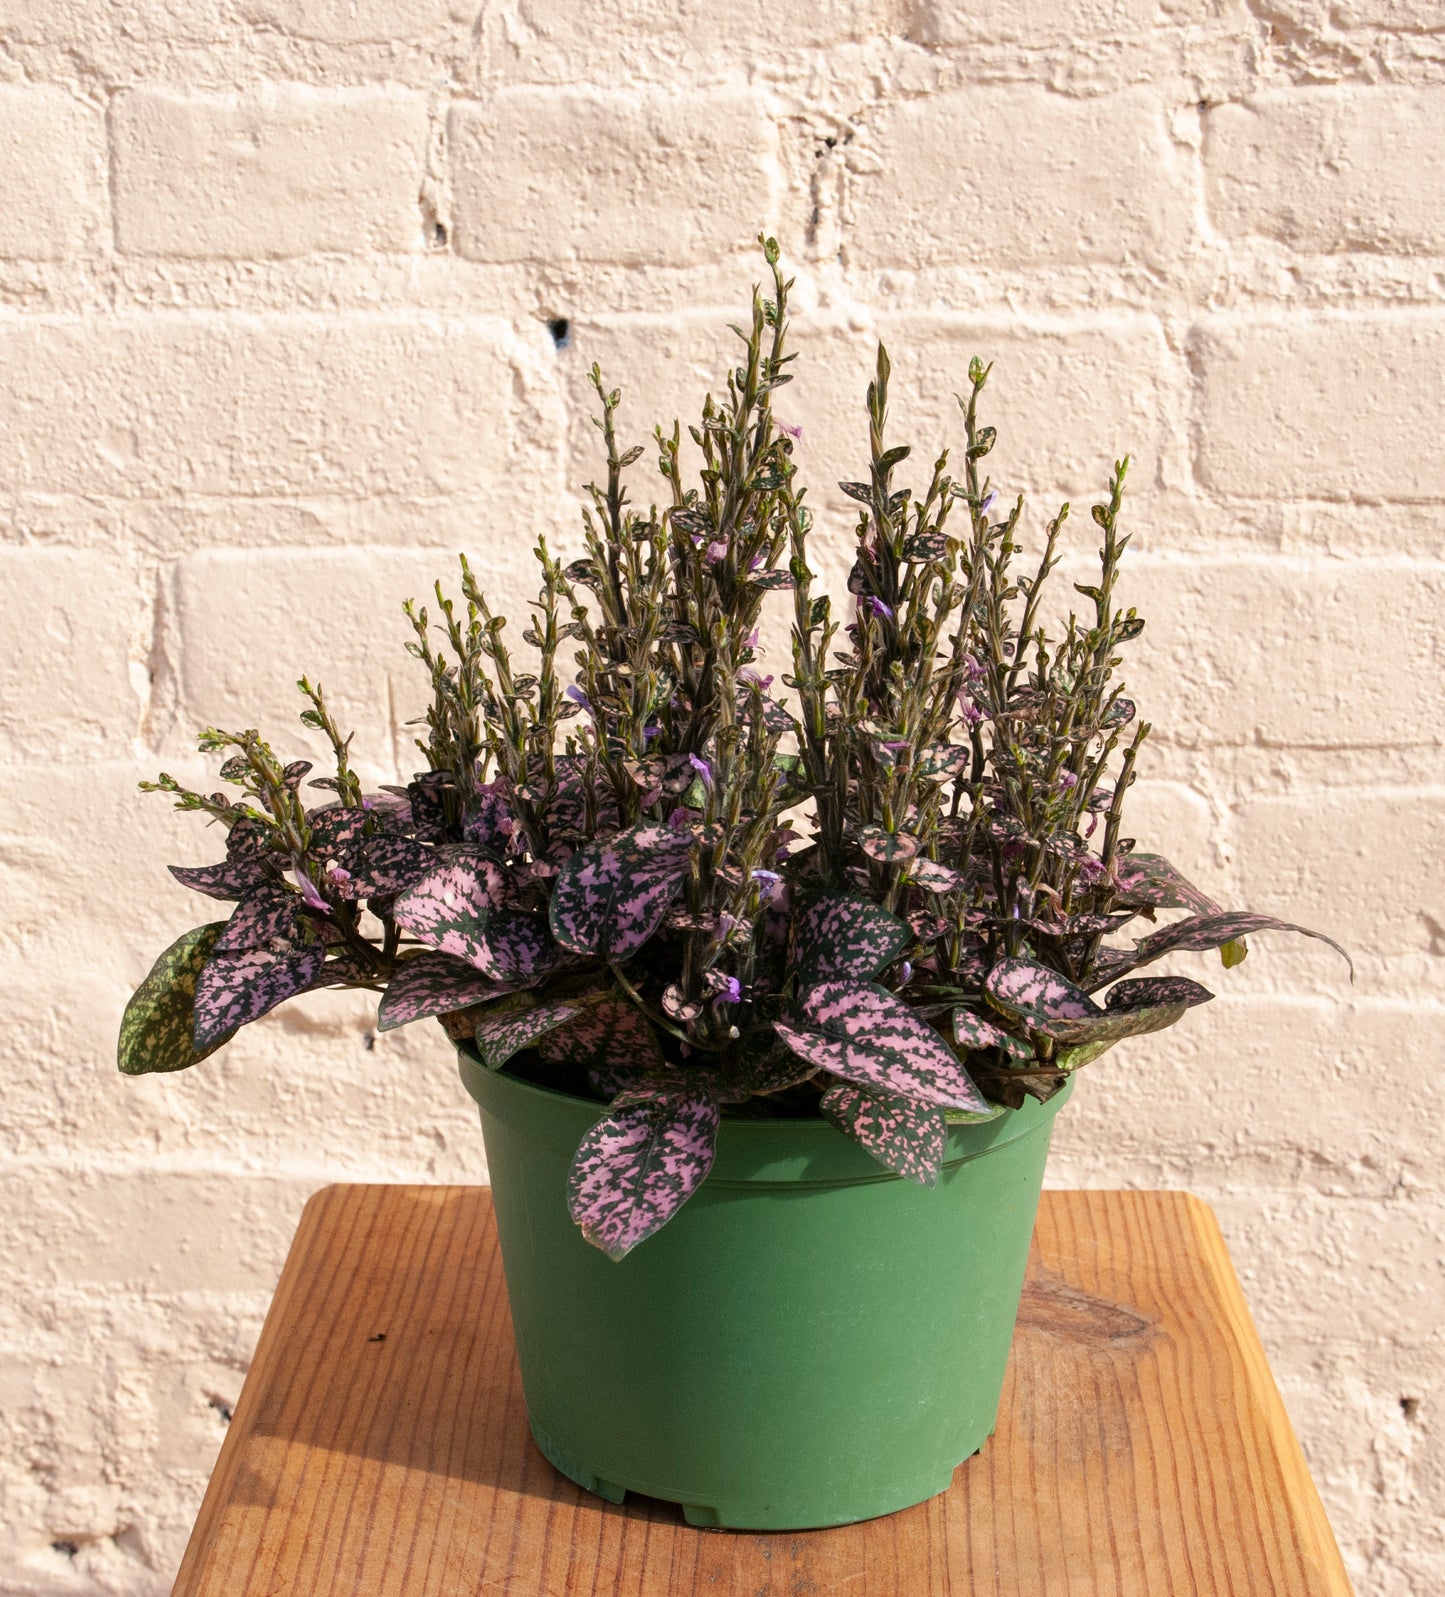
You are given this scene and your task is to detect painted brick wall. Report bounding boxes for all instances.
[0,2,1441,1591]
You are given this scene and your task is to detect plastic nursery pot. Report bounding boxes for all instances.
[458,1048,1072,1531]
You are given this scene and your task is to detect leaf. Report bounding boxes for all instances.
[793,892,911,986]
[475,997,577,1070]
[858,825,919,863]
[1113,852,1221,916]
[915,744,970,781]
[749,569,794,592]
[350,835,435,897]
[193,943,325,1049]
[118,924,235,1074]
[1042,975,1214,1047]
[901,530,947,563]
[1220,937,1249,969]
[910,857,963,892]
[533,997,666,1075]
[838,480,873,504]
[821,1084,947,1186]
[391,851,499,969]
[567,1090,721,1260]
[1104,975,1215,1013]
[774,982,990,1112]
[475,907,561,985]
[306,806,371,850]
[214,881,302,952]
[984,958,1097,1031]
[1131,912,1352,979]
[952,1007,1008,1051]
[376,951,509,1032]
[168,858,268,902]
[548,820,693,959]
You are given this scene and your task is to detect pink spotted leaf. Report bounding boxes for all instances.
[169,858,270,902]
[391,851,501,970]
[952,1006,1008,1051]
[376,951,510,1032]
[567,1090,722,1259]
[1113,852,1221,917]
[214,882,302,952]
[820,1084,947,1186]
[193,943,325,1049]
[793,892,911,986]
[774,981,990,1112]
[984,958,1098,1033]
[533,997,666,1075]
[1044,974,1214,1046]
[1131,912,1352,978]
[474,997,577,1071]
[548,820,693,959]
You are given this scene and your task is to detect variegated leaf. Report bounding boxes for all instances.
[475,997,577,1071]
[215,882,302,952]
[909,856,963,892]
[351,836,435,897]
[1131,912,1352,977]
[169,858,268,901]
[915,744,970,781]
[793,892,911,986]
[548,820,693,959]
[820,1083,947,1186]
[193,943,324,1049]
[984,958,1097,1032]
[774,982,990,1112]
[392,852,496,968]
[533,997,666,1075]
[306,806,371,850]
[567,1090,721,1259]
[952,1007,1008,1051]
[1113,852,1221,916]
[118,923,234,1074]
[473,907,560,985]
[376,951,509,1032]
[1043,973,1213,1046]
[858,825,919,863]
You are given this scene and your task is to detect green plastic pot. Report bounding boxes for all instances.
[459,1048,1072,1530]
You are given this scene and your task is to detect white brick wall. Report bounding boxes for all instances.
[0,5,1441,1592]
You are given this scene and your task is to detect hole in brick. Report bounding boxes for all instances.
[368,1332,387,1343]
[431,221,448,247]
[363,1029,376,1052]
[51,1541,79,1559]
[547,318,571,351]
[207,1394,233,1424]
[1400,1396,1420,1422]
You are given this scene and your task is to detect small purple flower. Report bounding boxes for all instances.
[706,540,728,563]
[740,667,774,690]
[979,489,998,516]
[667,806,692,832]
[779,421,803,440]
[750,867,781,899]
[295,871,329,913]
[713,975,743,1007]
[880,739,910,755]
[898,960,914,986]
[743,627,760,649]
[565,684,590,711]
[865,596,894,620]
[1056,770,1079,790]
[642,723,661,743]
[688,753,714,791]
[961,700,983,726]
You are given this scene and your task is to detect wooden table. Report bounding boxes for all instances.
[171,1187,1353,1596]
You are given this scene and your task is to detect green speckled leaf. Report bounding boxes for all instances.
[117,923,235,1075]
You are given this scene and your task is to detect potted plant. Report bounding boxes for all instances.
[119,240,1347,1531]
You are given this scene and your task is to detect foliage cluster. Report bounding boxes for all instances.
[120,242,1346,1257]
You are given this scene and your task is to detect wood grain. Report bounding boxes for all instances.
[170,1187,1354,1596]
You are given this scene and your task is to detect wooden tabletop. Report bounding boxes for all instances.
[170,1186,1353,1596]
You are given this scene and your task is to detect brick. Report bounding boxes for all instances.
[0,551,143,759]
[848,86,1190,270]
[0,86,105,259]
[908,0,1212,45]
[111,85,430,258]
[1193,313,1445,500]
[505,0,887,55]
[1050,996,1445,1191]
[1206,88,1445,254]
[0,314,552,498]
[1113,556,1445,750]
[448,87,773,266]
[233,0,460,42]
[168,547,553,760]
[1230,786,1445,970]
